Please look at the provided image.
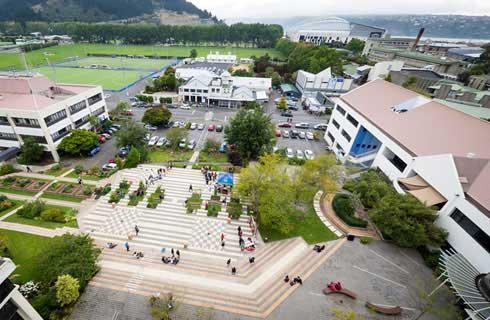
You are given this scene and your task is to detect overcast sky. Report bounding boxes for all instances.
[192,0,490,19]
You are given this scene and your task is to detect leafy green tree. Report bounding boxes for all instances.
[124,148,140,168]
[224,109,275,162]
[190,48,198,58]
[0,232,8,255]
[165,128,188,149]
[109,101,130,120]
[288,43,344,74]
[55,274,80,306]
[232,69,254,77]
[115,121,147,149]
[275,38,296,57]
[58,129,98,156]
[345,38,365,55]
[18,137,44,164]
[88,115,99,132]
[142,107,172,127]
[277,96,287,110]
[243,101,262,110]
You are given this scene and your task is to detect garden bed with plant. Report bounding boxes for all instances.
[207,195,222,217]
[4,200,78,229]
[42,182,93,202]
[0,196,24,218]
[108,180,131,204]
[331,194,368,228]
[129,181,146,206]
[0,176,50,195]
[68,165,117,181]
[94,184,112,199]
[44,164,71,177]
[226,197,244,219]
[185,192,202,213]
[147,186,164,208]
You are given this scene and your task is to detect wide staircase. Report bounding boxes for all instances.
[79,165,346,318]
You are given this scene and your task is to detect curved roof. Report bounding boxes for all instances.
[289,17,351,32]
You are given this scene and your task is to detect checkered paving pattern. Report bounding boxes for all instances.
[189,217,226,251]
[101,207,141,237]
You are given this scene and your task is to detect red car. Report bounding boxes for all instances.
[277,122,292,128]
[275,129,281,137]
[98,135,106,143]
[207,124,215,131]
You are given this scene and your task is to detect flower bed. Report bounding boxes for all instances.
[185,192,202,214]
[43,182,93,201]
[147,186,164,209]
[108,180,131,204]
[227,197,243,219]
[332,194,368,228]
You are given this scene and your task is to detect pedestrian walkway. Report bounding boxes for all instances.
[313,191,343,237]
[0,221,79,237]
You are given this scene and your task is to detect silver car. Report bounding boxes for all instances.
[282,130,290,138]
[296,149,305,159]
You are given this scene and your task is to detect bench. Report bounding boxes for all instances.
[365,302,402,315]
[322,287,357,299]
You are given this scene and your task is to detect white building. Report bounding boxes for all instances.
[206,52,237,64]
[296,67,353,95]
[367,60,405,81]
[0,257,43,319]
[178,71,271,108]
[0,73,109,162]
[325,79,490,273]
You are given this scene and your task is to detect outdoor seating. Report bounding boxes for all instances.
[365,302,402,315]
[322,287,357,299]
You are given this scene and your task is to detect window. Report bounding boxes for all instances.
[346,114,359,127]
[69,101,87,114]
[0,116,9,125]
[341,129,351,142]
[0,132,17,141]
[336,105,346,116]
[203,90,208,93]
[74,115,90,128]
[332,119,340,129]
[92,107,105,116]
[12,118,40,128]
[20,135,47,144]
[51,125,71,142]
[0,278,15,303]
[327,132,335,143]
[183,89,189,93]
[383,147,407,172]
[451,209,490,253]
[44,109,67,126]
[190,89,196,93]
[87,93,102,105]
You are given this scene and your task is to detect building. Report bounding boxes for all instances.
[43,35,73,44]
[287,17,385,45]
[0,257,43,319]
[367,47,466,78]
[447,47,485,63]
[324,79,490,273]
[0,73,109,162]
[279,84,301,98]
[367,60,405,81]
[362,37,416,56]
[295,67,353,95]
[390,68,443,92]
[468,75,490,91]
[435,99,490,121]
[206,52,237,64]
[178,71,271,108]
[429,79,490,109]
[417,42,466,56]
[342,64,371,84]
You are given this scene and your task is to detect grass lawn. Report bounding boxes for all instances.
[5,204,78,229]
[0,187,38,196]
[44,166,71,177]
[148,149,194,163]
[67,172,104,181]
[57,56,171,71]
[40,192,85,203]
[0,229,51,284]
[198,152,229,163]
[0,200,25,218]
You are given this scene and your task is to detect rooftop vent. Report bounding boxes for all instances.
[466,152,476,158]
[391,96,430,114]
[459,176,469,184]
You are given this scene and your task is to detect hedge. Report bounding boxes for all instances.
[332,194,368,228]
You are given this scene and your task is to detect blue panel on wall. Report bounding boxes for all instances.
[349,126,381,157]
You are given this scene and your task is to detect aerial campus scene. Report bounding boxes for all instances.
[0,0,489,320]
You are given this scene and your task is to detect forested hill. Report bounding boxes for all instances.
[0,0,215,22]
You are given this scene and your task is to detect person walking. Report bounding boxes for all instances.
[231,267,236,275]
[221,240,225,249]
[134,225,139,236]
[77,177,82,185]
[124,242,130,252]
[189,184,193,192]
[237,226,241,234]
[171,248,174,256]
[220,233,224,242]
[26,166,32,173]
[176,250,180,258]
[226,259,231,267]
[249,257,255,264]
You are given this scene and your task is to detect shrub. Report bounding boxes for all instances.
[50,164,61,172]
[88,165,101,177]
[332,194,368,228]
[0,195,7,201]
[0,163,16,176]
[40,208,66,223]
[207,203,221,217]
[17,200,46,219]
[0,200,13,212]
[2,176,16,185]
[62,184,74,193]
[288,157,305,166]
[74,165,84,175]
[360,236,373,245]
[17,178,31,187]
[82,186,93,196]
[49,182,61,191]
[119,180,130,190]
[108,192,119,203]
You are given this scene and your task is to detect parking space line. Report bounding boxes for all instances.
[368,249,410,274]
[399,250,422,267]
[370,303,416,311]
[352,265,407,288]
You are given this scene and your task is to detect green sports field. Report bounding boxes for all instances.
[35,66,150,91]
[0,44,283,71]
[56,56,172,71]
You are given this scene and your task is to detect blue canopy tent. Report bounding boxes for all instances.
[217,172,234,186]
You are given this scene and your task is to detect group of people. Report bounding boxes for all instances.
[133,251,144,259]
[201,166,218,185]
[313,244,326,253]
[237,226,256,252]
[162,248,180,265]
[328,281,342,291]
[284,275,303,286]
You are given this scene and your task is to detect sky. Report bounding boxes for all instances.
[191,0,490,19]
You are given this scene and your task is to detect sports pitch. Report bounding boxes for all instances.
[55,56,171,71]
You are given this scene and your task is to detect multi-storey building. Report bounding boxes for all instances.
[325,79,490,273]
[0,73,109,162]
[0,257,42,320]
[362,37,416,56]
[295,67,353,96]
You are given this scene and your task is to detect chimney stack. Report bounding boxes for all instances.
[411,28,425,51]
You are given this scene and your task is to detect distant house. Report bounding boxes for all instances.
[206,52,237,64]
[429,79,490,110]
[295,67,353,95]
[390,68,443,92]
[367,60,404,81]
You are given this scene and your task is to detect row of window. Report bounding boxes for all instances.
[450,209,490,254]
[44,109,67,126]
[69,100,87,114]
[182,88,209,94]
[92,107,105,116]
[13,118,40,128]
[52,126,71,142]
[0,117,9,126]
[87,93,102,106]
[341,129,351,142]
[0,132,17,141]
[74,115,90,128]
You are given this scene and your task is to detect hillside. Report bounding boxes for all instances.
[0,0,216,22]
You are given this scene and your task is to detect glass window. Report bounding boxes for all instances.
[12,118,40,128]
[341,129,351,142]
[336,105,346,116]
[0,132,17,141]
[69,101,87,114]
[346,114,359,127]
[87,93,102,105]
[92,107,105,116]
[44,110,67,126]
[327,132,335,143]
[332,119,340,129]
[0,116,9,125]
[451,209,490,253]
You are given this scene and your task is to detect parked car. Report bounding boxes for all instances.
[207,124,215,131]
[102,163,117,171]
[281,110,293,117]
[156,137,166,147]
[129,97,138,102]
[87,145,101,157]
[144,124,157,131]
[286,100,296,106]
[172,122,180,128]
[219,142,228,153]
[180,104,191,110]
[287,105,299,111]
[197,123,205,130]
[290,130,299,139]
[299,131,306,139]
[216,124,223,132]
[101,133,111,140]
[167,104,178,109]
[179,138,187,148]
[313,123,328,131]
[190,123,197,130]
[288,96,299,102]
[118,146,130,157]
[306,132,314,140]
[98,135,106,143]
[111,124,121,130]
[275,129,282,137]
[148,136,159,146]
[305,149,315,160]
[277,122,292,128]
[144,133,150,142]
[296,149,305,159]
[282,130,290,138]
[187,140,196,150]
[286,148,294,159]
[295,122,310,129]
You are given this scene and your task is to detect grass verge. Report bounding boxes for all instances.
[0,187,38,196]
[40,192,85,203]
[148,149,194,163]
[4,205,78,229]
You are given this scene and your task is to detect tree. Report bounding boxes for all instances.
[109,101,130,120]
[203,138,220,154]
[0,232,8,255]
[142,107,172,127]
[277,96,287,110]
[165,128,188,149]
[58,129,98,156]
[345,38,365,55]
[88,115,99,132]
[124,148,141,168]
[189,48,197,58]
[55,274,79,306]
[402,76,417,88]
[224,109,275,162]
[18,137,44,164]
[242,101,262,110]
[149,293,180,320]
[115,121,147,149]
[275,38,296,57]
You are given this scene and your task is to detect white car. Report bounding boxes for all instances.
[148,136,159,146]
[304,149,315,160]
[180,104,191,110]
[187,140,196,150]
[306,132,314,140]
[190,123,197,130]
[286,148,294,159]
[144,124,157,131]
[156,137,166,147]
[282,130,290,138]
[197,123,205,130]
[179,138,187,148]
[296,149,305,159]
[102,163,117,171]
[299,131,306,139]
[144,133,150,142]
[101,133,111,139]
